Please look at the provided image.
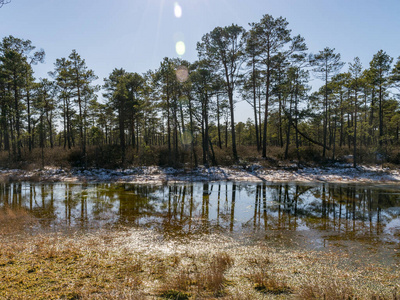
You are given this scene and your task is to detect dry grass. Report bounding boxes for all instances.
[296,280,355,299]
[195,252,234,296]
[157,251,234,298]
[0,214,399,299]
[251,272,292,295]
[159,289,191,299]
[246,253,292,296]
[0,233,145,299]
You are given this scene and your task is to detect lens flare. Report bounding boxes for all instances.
[176,65,189,82]
[176,41,185,56]
[174,2,182,18]
[181,130,193,144]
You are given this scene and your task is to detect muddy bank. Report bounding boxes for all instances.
[0,164,399,184]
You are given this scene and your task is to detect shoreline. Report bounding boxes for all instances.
[1,166,400,298]
[1,164,400,184]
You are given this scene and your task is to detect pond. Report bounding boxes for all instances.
[1,181,400,264]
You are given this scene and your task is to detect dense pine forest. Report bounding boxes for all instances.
[1,14,400,169]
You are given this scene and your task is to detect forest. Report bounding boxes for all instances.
[1,14,400,169]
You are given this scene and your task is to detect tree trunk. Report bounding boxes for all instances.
[322,69,328,159]
[217,94,222,149]
[188,95,198,167]
[284,94,293,160]
[13,73,21,160]
[379,81,383,146]
[252,59,260,151]
[118,100,126,165]
[353,89,358,168]
[262,60,270,158]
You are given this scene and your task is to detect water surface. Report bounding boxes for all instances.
[1,181,399,264]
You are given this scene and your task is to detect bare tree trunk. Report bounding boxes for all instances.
[217,94,222,149]
[188,95,198,167]
[322,71,328,159]
[252,60,260,151]
[353,89,358,168]
[262,61,270,158]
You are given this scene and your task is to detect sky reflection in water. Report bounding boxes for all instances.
[1,181,399,260]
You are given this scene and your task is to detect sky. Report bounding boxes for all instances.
[1,0,400,122]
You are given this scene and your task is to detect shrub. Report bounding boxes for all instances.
[297,280,355,300]
[195,252,234,296]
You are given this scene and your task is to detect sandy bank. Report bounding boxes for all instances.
[0,164,399,184]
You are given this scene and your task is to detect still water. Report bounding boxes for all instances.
[1,181,400,260]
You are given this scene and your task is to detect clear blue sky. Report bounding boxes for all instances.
[1,0,400,121]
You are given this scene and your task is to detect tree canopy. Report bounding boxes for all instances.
[0,11,400,168]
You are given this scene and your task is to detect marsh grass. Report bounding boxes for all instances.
[160,289,191,300]
[247,254,292,295]
[253,275,292,295]
[368,291,400,300]
[296,280,356,299]
[195,252,234,296]
[0,228,145,299]
[0,218,399,299]
[158,252,234,298]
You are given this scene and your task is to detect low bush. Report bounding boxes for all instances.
[1,143,400,169]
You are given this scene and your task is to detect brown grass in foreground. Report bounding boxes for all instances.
[157,252,234,298]
[297,279,355,299]
[0,217,399,299]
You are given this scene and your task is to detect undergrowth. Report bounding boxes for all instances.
[0,143,397,169]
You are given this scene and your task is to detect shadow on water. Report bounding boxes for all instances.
[1,181,399,263]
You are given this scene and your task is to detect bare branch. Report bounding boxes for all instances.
[0,0,11,8]
[283,109,331,150]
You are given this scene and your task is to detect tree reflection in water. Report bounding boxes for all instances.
[0,182,399,245]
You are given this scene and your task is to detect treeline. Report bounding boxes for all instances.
[1,14,400,168]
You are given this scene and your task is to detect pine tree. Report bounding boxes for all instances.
[349,57,363,167]
[68,50,98,165]
[310,47,344,159]
[369,50,393,146]
[197,24,246,162]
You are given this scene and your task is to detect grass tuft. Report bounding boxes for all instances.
[254,279,292,295]
[160,289,191,300]
[297,280,355,300]
[247,252,292,295]
[195,252,234,296]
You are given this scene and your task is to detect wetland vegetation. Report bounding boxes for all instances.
[1,181,399,299]
[1,3,400,298]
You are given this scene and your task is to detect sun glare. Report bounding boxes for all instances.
[176,41,185,56]
[174,2,182,18]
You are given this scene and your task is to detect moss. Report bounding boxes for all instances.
[160,289,191,300]
[254,282,292,295]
